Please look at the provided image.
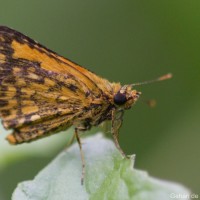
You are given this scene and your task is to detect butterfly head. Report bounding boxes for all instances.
[113,73,172,109]
[114,85,141,109]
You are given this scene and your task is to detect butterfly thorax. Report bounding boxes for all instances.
[73,83,141,131]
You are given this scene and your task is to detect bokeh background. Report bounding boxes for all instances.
[0,1,199,199]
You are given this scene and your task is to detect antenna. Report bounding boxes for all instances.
[131,73,172,87]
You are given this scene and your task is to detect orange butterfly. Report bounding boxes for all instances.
[0,26,171,183]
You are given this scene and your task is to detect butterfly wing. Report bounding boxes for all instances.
[0,26,113,144]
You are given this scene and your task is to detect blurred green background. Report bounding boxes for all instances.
[0,0,199,199]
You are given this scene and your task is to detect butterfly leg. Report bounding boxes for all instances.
[112,130,127,158]
[75,128,85,185]
[111,110,127,158]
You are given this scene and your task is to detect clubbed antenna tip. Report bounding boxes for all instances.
[158,73,173,81]
[131,73,173,87]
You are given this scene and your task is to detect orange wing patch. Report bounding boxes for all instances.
[11,34,116,97]
[11,38,101,96]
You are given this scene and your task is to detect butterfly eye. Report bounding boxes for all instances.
[114,92,127,105]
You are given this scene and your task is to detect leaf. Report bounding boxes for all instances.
[12,133,190,200]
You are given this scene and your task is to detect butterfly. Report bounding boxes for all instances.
[0,26,172,183]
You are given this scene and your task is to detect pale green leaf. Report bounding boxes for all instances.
[12,133,190,200]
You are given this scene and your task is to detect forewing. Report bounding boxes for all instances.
[0,26,106,143]
[7,114,75,144]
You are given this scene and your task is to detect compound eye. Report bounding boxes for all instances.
[114,92,127,105]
